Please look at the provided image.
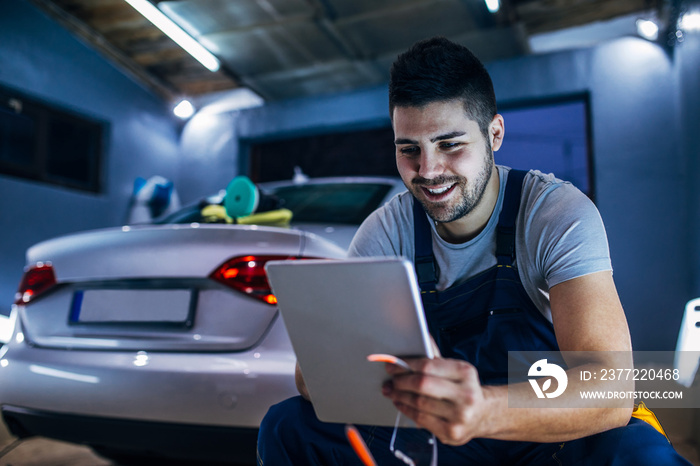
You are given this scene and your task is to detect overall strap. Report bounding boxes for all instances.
[412,197,438,292]
[496,169,528,265]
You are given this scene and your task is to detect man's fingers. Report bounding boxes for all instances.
[382,357,485,446]
[388,386,456,421]
[389,357,479,385]
[388,371,461,401]
[392,401,471,446]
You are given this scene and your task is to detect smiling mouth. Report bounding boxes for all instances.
[427,186,451,194]
[420,183,457,199]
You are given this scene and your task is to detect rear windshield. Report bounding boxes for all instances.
[158,182,392,226]
[271,183,391,224]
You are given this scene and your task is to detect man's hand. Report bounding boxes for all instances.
[381,272,633,446]
[381,357,492,446]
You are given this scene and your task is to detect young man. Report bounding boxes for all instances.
[257,37,690,465]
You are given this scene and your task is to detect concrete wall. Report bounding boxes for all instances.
[0,1,181,311]
[677,10,700,297]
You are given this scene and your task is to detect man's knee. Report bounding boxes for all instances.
[558,418,691,466]
[259,396,309,444]
[608,418,691,466]
[257,396,311,465]
[258,395,355,465]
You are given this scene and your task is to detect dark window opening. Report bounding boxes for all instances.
[497,95,594,199]
[248,126,397,183]
[0,84,105,193]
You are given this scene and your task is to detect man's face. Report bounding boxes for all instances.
[393,100,503,224]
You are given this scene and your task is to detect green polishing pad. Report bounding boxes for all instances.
[225,176,259,218]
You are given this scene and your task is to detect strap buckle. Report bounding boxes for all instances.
[415,256,438,287]
[496,227,516,260]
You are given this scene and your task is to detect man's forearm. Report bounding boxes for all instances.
[385,356,634,446]
[479,363,633,443]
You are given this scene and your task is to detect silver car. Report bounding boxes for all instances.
[0,176,405,464]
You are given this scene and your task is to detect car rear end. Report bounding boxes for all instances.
[0,223,345,463]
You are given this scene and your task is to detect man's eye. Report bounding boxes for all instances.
[400,146,419,155]
[440,142,460,150]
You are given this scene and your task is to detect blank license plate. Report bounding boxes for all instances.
[70,289,193,325]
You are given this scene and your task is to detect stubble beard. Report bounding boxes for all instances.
[411,149,494,224]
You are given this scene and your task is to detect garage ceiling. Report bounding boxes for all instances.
[29,0,666,102]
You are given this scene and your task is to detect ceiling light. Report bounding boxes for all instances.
[679,12,700,32]
[123,0,220,72]
[636,19,659,41]
[173,99,195,119]
[484,0,500,13]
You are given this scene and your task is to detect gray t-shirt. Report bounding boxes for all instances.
[348,165,612,323]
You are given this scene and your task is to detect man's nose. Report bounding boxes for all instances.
[417,150,444,179]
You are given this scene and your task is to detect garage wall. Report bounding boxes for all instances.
[0,1,181,313]
[228,34,699,352]
[488,40,688,352]
[175,85,393,203]
[678,20,700,300]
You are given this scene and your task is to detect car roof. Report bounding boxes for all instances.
[201,176,404,205]
[259,176,402,190]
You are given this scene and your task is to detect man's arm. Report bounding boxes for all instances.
[382,270,633,445]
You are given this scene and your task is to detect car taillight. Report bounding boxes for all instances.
[209,255,303,305]
[15,262,57,305]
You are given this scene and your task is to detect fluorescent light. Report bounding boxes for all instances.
[485,0,500,13]
[123,0,220,72]
[174,99,195,119]
[636,19,659,41]
[680,12,700,32]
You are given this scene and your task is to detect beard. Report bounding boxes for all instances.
[410,149,494,224]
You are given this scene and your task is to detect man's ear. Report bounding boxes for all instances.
[489,114,505,152]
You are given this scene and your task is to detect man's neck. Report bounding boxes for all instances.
[435,168,500,244]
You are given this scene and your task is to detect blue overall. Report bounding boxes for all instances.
[257,170,690,465]
[412,169,560,386]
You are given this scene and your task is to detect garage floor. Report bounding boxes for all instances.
[1,411,698,465]
[0,419,111,465]
[0,419,258,466]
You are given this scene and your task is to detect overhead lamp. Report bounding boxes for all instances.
[173,99,195,119]
[485,0,500,13]
[123,0,220,72]
[679,11,700,32]
[636,19,659,41]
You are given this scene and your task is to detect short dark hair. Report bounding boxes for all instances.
[389,37,497,137]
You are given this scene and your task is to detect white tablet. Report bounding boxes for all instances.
[265,257,434,426]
